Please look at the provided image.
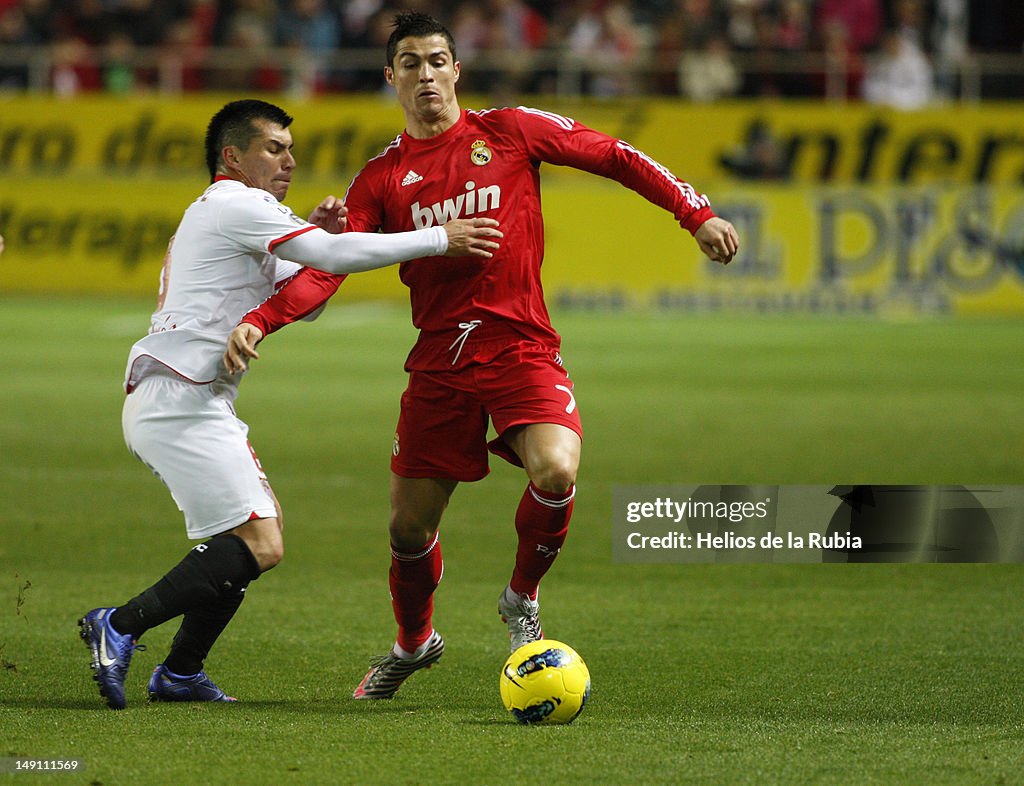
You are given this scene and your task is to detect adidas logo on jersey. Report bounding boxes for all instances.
[402,170,423,186]
[411,181,501,228]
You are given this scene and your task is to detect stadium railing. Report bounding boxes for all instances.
[0,46,1022,100]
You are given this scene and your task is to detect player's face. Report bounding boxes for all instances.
[225,119,296,201]
[386,34,460,127]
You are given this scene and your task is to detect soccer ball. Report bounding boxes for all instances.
[499,640,591,724]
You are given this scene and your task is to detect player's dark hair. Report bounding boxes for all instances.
[386,11,456,67]
[204,99,293,182]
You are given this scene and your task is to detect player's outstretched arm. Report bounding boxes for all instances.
[224,323,264,374]
[275,218,502,275]
[694,217,740,265]
[442,217,503,258]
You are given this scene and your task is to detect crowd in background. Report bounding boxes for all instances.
[0,0,1021,104]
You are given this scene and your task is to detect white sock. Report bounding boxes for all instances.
[392,631,435,660]
[504,585,538,606]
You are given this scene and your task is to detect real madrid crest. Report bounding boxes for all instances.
[470,139,492,166]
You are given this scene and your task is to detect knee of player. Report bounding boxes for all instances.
[388,516,439,553]
[530,459,578,494]
[266,541,285,569]
[253,537,284,572]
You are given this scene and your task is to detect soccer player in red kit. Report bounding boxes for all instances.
[225,11,739,700]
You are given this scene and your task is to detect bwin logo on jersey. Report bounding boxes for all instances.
[411,181,501,229]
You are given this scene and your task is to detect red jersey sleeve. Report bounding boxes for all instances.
[241,266,346,336]
[510,106,716,235]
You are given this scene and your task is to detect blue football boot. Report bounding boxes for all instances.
[78,607,144,710]
[148,664,237,702]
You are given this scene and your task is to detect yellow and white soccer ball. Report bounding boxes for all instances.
[499,640,591,724]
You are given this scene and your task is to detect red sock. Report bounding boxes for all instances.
[510,482,574,600]
[390,533,443,654]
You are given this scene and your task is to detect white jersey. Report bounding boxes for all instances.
[125,178,314,394]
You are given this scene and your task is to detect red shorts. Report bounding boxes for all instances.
[391,340,583,482]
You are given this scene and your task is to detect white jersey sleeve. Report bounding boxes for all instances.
[274,224,448,275]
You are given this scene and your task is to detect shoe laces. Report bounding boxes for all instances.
[110,627,145,658]
[107,642,145,680]
[365,652,402,678]
[515,611,542,640]
[367,652,399,670]
[118,639,146,659]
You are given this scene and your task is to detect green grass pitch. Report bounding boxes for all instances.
[1,296,1022,785]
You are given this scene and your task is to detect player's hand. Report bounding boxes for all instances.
[442,218,503,258]
[695,217,739,265]
[308,196,348,234]
[224,323,265,374]
[0,234,5,255]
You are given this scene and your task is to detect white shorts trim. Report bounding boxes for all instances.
[122,375,278,539]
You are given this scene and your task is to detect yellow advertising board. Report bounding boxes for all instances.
[540,181,1024,317]
[0,95,1022,314]
[3,94,1024,184]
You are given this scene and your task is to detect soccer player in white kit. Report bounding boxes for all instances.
[77,99,501,709]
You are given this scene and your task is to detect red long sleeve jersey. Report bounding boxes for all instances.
[243,106,715,371]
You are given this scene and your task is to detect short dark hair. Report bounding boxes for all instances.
[204,99,293,182]
[386,11,456,68]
